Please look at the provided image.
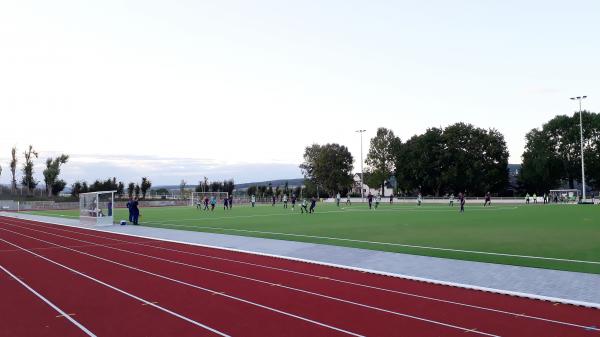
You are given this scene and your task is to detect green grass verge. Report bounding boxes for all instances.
[22,202,600,274]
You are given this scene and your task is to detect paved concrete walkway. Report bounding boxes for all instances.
[2,212,599,306]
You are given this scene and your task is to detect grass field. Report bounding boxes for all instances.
[22,202,600,274]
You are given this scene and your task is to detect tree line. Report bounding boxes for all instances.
[246,181,300,198]
[301,112,600,197]
[519,111,600,193]
[71,177,152,199]
[0,145,71,197]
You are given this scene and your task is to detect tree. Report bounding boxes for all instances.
[51,180,67,196]
[71,181,83,197]
[179,179,187,198]
[223,179,235,195]
[366,128,401,196]
[43,154,69,196]
[247,185,257,196]
[299,143,354,196]
[155,188,169,195]
[10,147,17,193]
[21,145,39,194]
[395,123,509,196]
[128,182,135,199]
[117,181,125,198]
[140,177,152,199]
[396,127,445,195]
[519,111,600,192]
[134,184,140,198]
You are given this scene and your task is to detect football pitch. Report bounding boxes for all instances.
[24,202,600,274]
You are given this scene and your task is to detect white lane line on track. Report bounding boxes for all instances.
[6,220,599,334]
[137,221,600,265]
[0,264,98,337]
[0,238,231,337]
[2,223,508,336]
[0,227,367,337]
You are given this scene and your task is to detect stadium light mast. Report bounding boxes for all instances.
[356,129,366,202]
[570,96,587,201]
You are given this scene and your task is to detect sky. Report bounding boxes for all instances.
[1,1,599,185]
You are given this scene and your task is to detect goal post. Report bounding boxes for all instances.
[190,192,229,207]
[79,191,116,226]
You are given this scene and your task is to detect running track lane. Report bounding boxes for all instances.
[1,218,600,336]
[10,217,599,333]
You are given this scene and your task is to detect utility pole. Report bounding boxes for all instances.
[356,129,366,202]
[570,96,587,202]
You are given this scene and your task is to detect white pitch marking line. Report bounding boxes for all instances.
[7,227,508,336]
[5,217,600,332]
[0,228,367,337]
[0,264,98,337]
[0,238,231,337]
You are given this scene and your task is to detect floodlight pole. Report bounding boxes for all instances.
[570,96,587,201]
[356,129,366,202]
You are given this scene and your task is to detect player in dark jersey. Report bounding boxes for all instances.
[309,197,317,213]
[459,192,466,213]
[484,192,491,207]
[367,192,373,209]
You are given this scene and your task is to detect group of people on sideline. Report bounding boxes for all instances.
[125,197,140,225]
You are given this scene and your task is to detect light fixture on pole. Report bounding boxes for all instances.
[356,129,366,202]
[570,96,587,202]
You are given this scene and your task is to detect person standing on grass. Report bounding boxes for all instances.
[203,196,209,210]
[228,195,233,209]
[417,193,423,206]
[272,195,276,206]
[251,194,256,207]
[375,194,381,209]
[126,197,133,223]
[210,196,217,211]
[533,193,538,204]
[291,194,296,211]
[459,193,465,213]
[131,197,140,225]
[346,194,351,206]
[449,193,455,207]
[309,196,317,213]
[525,193,530,204]
[223,196,229,210]
[484,192,491,207]
[300,198,308,213]
[389,193,394,205]
[336,192,341,207]
[283,194,288,208]
[367,192,373,209]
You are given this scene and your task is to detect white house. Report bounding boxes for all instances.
[352,174,394,196]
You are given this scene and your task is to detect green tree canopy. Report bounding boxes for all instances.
[396,123,509,196]
[366,128,401,196]
[519,111,600,192]
[21,145,39,194]
[43,154,69,196]
[300,143,354,196]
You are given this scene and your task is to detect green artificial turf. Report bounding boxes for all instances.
[22,202,600,274]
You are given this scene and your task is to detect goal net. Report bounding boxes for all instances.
[79,191,116,226]
[190,192,229,207]
[548,189,579,204]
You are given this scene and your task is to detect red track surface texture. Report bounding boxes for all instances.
[0,217,599,337]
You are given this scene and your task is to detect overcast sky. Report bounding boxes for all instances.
[1,1,599,185]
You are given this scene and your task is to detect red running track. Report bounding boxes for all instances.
[0,217,599,337]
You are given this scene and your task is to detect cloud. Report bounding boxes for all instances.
[0,152,302,186]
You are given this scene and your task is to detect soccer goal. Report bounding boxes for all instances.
[549,189,579,204]
[79,191,116,226]
[190,192,229,207]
